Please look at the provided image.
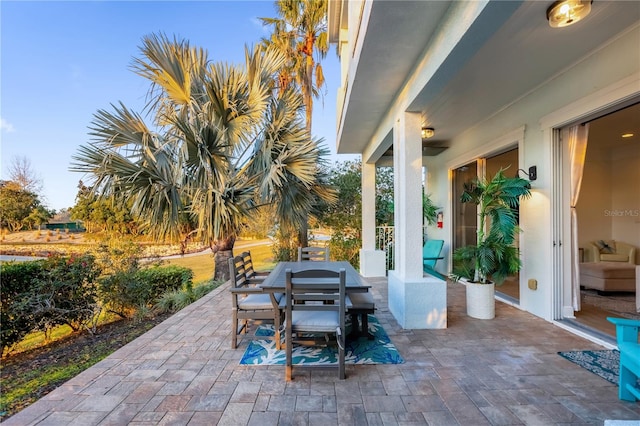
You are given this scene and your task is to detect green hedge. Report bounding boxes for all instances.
[99,265,193,318]
[1,258,194,352]
[1,261,46,352]
[0,254,101,353]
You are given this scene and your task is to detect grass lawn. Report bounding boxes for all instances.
[0,313,171,419]
[163,240,275,283]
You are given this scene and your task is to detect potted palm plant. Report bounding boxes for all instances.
[451,168,531,319]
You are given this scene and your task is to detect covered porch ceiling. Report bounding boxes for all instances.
[337,1,640,161]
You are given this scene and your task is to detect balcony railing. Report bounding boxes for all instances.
[375,226,429,271]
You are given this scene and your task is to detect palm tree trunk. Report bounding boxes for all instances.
[214,250,233,281]
[213,236,236,281]
[298,55,315,249]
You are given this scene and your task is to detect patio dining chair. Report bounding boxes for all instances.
[298,246,330,262]
[229,255,282,349]
[241,251,269,281]
[283,268,347,381]
[423,239,445,280]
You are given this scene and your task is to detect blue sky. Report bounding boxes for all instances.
[1,1,349,211]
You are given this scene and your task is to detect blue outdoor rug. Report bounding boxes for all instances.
[240,315,404,365]
[558,349,619,384]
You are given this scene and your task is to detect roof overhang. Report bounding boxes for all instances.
[335,1,640,160]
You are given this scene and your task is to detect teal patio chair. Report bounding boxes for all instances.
[423,239,445,280]
[607,317,640,401]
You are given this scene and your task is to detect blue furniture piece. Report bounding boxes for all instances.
[423,239,445,280]
[607,317,640,401]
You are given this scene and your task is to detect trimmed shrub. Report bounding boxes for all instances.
[31,254,102,332]
[1,254,102,353]
[100,265,193,318]
[136,265,193,299]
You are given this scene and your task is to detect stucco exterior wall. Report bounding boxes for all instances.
[424,25,640,320]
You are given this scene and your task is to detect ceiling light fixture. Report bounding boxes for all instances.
[421,127,435,140]
[621,133,634,138]
[546,0,592,28]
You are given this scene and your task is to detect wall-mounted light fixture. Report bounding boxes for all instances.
[421,127,435,140]
[517,166,537,181]
[546,0,592,28]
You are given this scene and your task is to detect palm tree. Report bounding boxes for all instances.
[261,0,328,134]
[261,0,329,247]
[71,33,336,280]
[452,169,531,284]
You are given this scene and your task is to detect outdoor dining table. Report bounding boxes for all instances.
[259,261,373,339]
[258,261,371,293]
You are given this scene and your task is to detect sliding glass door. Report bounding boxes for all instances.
[452,162,478,252]
[452,149,520,301]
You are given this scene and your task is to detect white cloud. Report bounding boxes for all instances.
[1,118,16,133]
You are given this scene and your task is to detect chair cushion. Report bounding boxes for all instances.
[238,293,275,310]
[290,311,339,333]
[348,291,375,310]
[258,285,283,303]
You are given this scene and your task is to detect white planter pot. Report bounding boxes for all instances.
[462,279,495,319]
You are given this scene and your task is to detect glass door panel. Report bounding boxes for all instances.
[452,162,478,252]
[486,148,520,302]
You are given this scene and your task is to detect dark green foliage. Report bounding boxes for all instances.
[320,160,362,232]
[100,265,193,318]
[375,166,394,226]
[1,261,46,352]
[328,230,361,269]
[29,254,102,332]
[1,254,196,352]
[136,265,194,298]
[1,255,102,353]
[423,193,439,226]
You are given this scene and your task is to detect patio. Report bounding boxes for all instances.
[5,277,640,425]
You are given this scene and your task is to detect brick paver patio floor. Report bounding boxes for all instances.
[5,277,640,425]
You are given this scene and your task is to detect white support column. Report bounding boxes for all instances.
[388,112,447,329]
[362,162,376,251]
[393,112,424,279]
[360,162,386,276]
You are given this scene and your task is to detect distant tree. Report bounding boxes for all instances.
[0,180,42,232]
[375,167,394,226]
[71,34,335,280]
[319,161,361,233]
[70,181,141,235]
[7,156,43,195]
[240,205,276,240]
[24,205,54,230]
[317,161,396,230]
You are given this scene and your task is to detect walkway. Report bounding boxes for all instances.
[5,278,640,425]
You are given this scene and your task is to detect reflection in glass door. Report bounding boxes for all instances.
[486,148,520,302]
[452,162,478,253]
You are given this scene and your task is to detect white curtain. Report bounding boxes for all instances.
[569,123,589,311]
